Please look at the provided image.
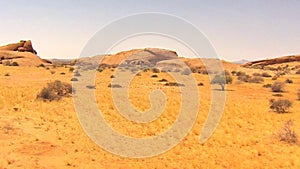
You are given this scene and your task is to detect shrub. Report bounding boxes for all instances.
[237,74,251,82]
[11,62,19,66]
[297,90,300,100]
[236,71,246,76]
[278,120,298,144]
[198,83,204,86]
[263,84,272,88]
[249,76,264,83]
[37,80,72,101]
[181,68,192,75]
[271,82,285,92]
[151,74,158,78]
[74,72,81,77]
[110,75,115,78]
[86,85,96,89]
[262,72,272,77]
[152,68,160,73]
[165,82,184,87]
[252,73,261,76]
[285,79,293,84]
[158,79,168,82]
[38,63,45,68]
[4,73,10,76]
[70,78,78,81]
[60,72,66,75]
[231,71,237,75]
[272,94,283,97]
[69,67,75,72]
[108,83,122,88]
[269,99,292,113]
[50,70,56,74]
[296,70,300,74]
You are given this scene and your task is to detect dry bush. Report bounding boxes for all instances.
[74,72,81,76]
[110,75,115,78]
[158,79,168,82]
[181,68,192,75]
[262,72,272,77]
[37,80,72,101]
[4,73,10,76]
[297,90,300,100]
[252,72,261,76]
[69,67,75,72]
[151,74,158,78]
[278,120,298,144]
[70,78,78,81]
[249,76,264,83]
[271,82,285,92]
[263,84,272,88]
[236,71,246,76]
[165,82,184,87]
[285,79,293,84]
[269,99,292,113]
[296,69,300,74]
[108,83,122,88]
[152,68,160,73]
[238,74,251,82]
[198,83,204,86]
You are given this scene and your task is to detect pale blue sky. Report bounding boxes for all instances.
[0,0,299,61]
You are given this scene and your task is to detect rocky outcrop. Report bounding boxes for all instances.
[0,40,37,54]
[243,55,300,68]
[0,40,50,66]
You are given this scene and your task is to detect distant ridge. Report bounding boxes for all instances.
[243,54,300,68]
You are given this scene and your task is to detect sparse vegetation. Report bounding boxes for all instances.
[263,84,272,88]
[278,120,298,144]
[152,68,160,73]
[181,68,192,75]
[271,82,285,92]
[108,83,122,88]
[70,78,78,81]
[262,72,272,77]
[69,67,75,72]
[269,99,292,113]
[74,72,81,77]
[37,80,72,101]
[165,82,184,87]
[285,79,293,84]
[158,78,168,82]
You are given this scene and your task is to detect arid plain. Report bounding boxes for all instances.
[0,41,299,168]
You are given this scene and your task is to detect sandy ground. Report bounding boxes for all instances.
[0,65,299,168]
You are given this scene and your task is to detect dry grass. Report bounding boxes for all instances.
[0,65,300,168]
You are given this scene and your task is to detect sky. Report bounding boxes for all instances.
[0,0,299,61]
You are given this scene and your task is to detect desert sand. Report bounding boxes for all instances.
[0,43,299,168]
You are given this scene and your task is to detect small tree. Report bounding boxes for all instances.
[211,73,232,91]
[269,99,292,113]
